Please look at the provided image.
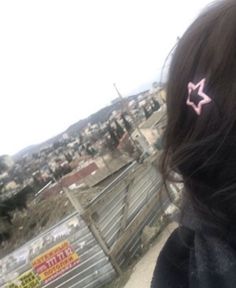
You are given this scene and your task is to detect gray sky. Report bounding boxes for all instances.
[0,0,213,155]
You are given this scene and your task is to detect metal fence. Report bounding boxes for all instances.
[0,213,116,288]
[78,161,171,269]
[0,160,178,288]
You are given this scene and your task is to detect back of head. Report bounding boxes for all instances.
[162,0,236,228]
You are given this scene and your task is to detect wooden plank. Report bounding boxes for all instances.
[119,179,134,233]
[64,187,84,214]
[109,191,161,258]
[64,187,122,275]
[88,222,122,275]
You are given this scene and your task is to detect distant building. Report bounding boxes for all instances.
[138,100,147,108]
[149,87,167,105]
[5,180,18,191]
[0,172,8,180]
[128,100,136,108]
[132,130,152,154]
[62,133,69,140]
[0,155,14,169]
[131,106,167,153]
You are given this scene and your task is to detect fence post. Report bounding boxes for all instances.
[119,181,132,234]
[64,187,122,275]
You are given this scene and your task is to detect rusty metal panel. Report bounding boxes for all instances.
[1,161,174,288]
[90,163,168,267]
[0,213,116,288]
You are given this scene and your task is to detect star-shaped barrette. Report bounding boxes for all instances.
[186,78,212,116]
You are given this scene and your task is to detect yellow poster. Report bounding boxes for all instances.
[32,240,79,284]
[6,270,41,288]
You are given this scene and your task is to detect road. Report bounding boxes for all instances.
[123,222,178,288]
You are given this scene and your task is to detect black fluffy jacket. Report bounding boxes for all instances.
[151,207,236,288]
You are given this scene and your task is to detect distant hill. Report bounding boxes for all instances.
[13,144,39,160]
[14,92,147,159]
[65,92,146,136]
[66,103,121,136]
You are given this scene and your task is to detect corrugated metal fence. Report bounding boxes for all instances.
[0,160,179,288]
[77,161,171,269]
[0,214,115,288]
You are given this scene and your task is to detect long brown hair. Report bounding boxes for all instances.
[161,0,236,228]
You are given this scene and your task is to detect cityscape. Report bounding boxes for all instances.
[0,83,171,288]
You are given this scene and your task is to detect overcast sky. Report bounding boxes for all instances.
[0,0,213,155]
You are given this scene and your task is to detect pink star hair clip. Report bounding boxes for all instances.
[186,78,212,115]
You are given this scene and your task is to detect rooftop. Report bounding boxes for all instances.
[139,105,167,129]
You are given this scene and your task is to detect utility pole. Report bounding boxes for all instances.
[113,83,150,155]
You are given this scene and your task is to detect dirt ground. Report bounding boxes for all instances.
[123,222,178,288]
[0,194,74,258]
[0,156,134,258]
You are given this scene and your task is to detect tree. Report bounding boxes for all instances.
[152,98,160,111]
[64,153,73,163]
[85,143,97,157]
[107,124,119,148]
[53,141,61,150]
[143,106,150,119]
[114,120,124,139]
[78,133,83,145]
[121,114,132,133]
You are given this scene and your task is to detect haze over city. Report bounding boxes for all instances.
[0,0,212,155]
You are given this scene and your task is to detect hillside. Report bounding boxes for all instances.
[13,92,147,159]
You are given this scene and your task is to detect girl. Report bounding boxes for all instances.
[151,1,236,287]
